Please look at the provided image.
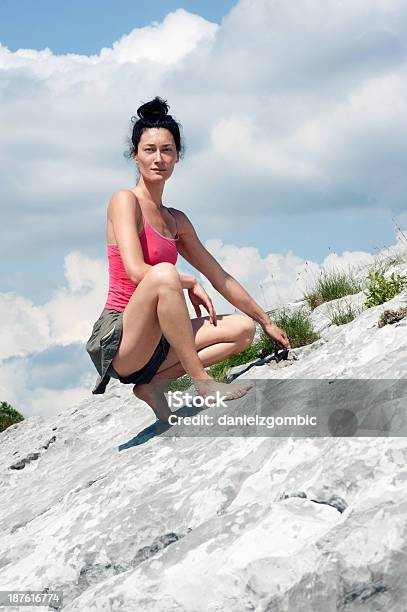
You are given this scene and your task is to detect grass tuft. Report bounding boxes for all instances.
[327,301,362,326]
[303,269,362,310]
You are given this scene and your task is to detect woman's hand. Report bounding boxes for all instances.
[262,321,291,349]
[188,282,217,325]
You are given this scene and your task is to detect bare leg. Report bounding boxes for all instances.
[154,285,254,406]
[110,263,255,421]
[113,263,217,381]
[155,281,212,380]
[134,317,256,421]
[134,340,243,421]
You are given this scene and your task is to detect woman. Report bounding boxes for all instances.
[86,96,290,422]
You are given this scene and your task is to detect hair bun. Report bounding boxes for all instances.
[137,96,169,120]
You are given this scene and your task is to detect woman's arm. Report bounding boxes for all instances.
[173,209,273,326]
[191,266,290,346]
[213,273,272,327]
[175,211,290,346]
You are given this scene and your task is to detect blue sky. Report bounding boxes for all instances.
[1,0,407,418]
[0,0,237,54]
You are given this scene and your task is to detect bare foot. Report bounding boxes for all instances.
[133,381,172,423]
[192,377,253,403]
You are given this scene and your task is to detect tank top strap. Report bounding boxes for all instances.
[167,207,179,240]
[139,209,146,234]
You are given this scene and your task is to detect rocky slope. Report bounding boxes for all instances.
[0,263,406,611]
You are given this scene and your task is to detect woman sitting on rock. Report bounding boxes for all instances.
[86,96,290,422]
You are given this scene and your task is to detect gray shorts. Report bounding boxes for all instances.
[85,308,170,394]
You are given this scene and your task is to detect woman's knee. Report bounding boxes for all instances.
[145,262,180,288]
[235,316,256,348]
[223,314,256,348]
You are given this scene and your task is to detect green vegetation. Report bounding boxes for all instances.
[303,269,362,310]
[166,374,192,393]
[327,301,363,326]
[0,401,24,433]
[364,271,407,308]
[266,307,320,349]
[300,254,406,319]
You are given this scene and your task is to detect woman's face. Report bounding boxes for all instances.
[135,128,179,182]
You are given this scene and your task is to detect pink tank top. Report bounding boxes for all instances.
[104,208,179,312]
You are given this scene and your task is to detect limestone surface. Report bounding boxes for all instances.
[1,266,406,611]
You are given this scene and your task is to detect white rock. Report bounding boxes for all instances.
[0,261,407,611]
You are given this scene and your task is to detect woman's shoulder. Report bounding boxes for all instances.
[107,190,143,231]
[166,206,190,224]
[108,190,142,215]
[109,189,140,205]
[166,206,186,233]
[166,207,196,242]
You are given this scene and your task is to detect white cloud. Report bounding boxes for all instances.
[0,356,93,419]
[210,117,320,181]
[201,239,318,312]
[0,251,107,361]
[0,293,51,359]
[43,251,108,345]
[99,9,218,65]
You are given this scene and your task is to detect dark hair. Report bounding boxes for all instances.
[124,96,185,160]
